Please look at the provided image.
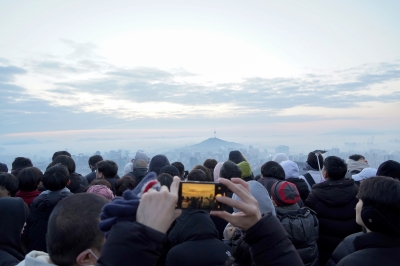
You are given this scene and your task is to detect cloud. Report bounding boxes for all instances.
[0,66,26,82]
[61,39,98,59]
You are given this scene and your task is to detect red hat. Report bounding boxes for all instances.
[271,181,300,206]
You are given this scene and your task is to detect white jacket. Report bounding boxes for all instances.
[17,251,54,266]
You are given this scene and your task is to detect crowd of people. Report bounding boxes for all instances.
[0,149,400,266]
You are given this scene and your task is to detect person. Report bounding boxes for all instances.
[51,155,87,193]
[0,162,8,173]
[157,173,173,189]
[298,151,325,191]
[122,154,135,176]
[203,159,218,180]
[18,193,109,266]
[376,160,400,179]
[23,164,72,253]
[115,176,137,197]
[11,157,33,173]
[237,161,254,181]
[192,165,213,181]
[45,151,71,171]
[280,160,310,202]
[148,155,170,175]
[86,185,114,201]
[257,161,285,195]
[15,167,42,205]
[85,155,103,184]
[220,161,242,180]
[271,153,288,164]
[88,179,112,189]
[0,173,19,197]
[171,162,185,180]
[187,169,207,182]
[305,156,361,265]
[346,154,369,175]
[128,152,150,184]
[159,165,180,178]
[96,160,119,194]
[271,181,319,266]
[96,176,303,266]
[228,151,247,164]
[0,197,28,266]
[166,210,231,266]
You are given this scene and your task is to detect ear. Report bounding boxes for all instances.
[67,180,71,186]
[76,249,96,266]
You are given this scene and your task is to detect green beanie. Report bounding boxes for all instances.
[237,161,252,178]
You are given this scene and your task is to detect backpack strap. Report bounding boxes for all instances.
[303,173,316,187]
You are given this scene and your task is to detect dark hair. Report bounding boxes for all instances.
[88,155,103,167]
[357,176,400,234]
[260,161,285,180]
[192,165,213,181]
[376,160,400,179]
[171,162,184,176]
[11,157,33,171]
[89,179,112,190]
[157,173,173,189]
[17,167,43,191]
[307,152,324,170]
[47,193,108,265]
[226,237,252,266]
[323,156,347,180]
[203,159,218,169]
[115,176,137,197]
[0,173,19,196]
[96,160,118,178]
[187,169,207,182]
[159,165,180,177]
[43,164,70,191]
[52,155,76,174]
[51,151,71,161]
[220,161,242,180]
[349,154,365,161]
[229,150,247,164]
[0,162,8,173]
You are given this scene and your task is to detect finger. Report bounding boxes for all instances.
[170,176,180,195]
[160,185,169,192]
[146,188,157,194]
[173,209,182,220]
[210,210,234,222]
[231,178,250,192]
[218,178,253,203]
[216,196,252,213]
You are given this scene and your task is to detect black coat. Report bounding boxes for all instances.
[327,231,362,266]
[23,188,72,252]
[286,177,310,202]
[0,198,27,266]
[85,170,96,184]
[258,177,281,195]
[67,172,87,193]
[305,179,361,265]
[130,168,148,184]
[337,232,400,266]
[166,210,231,266]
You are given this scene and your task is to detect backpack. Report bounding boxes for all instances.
[303,173,316,187]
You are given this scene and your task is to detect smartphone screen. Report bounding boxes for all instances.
[177,182,227,210]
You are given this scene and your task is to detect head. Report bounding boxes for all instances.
[232,181,275,215]
[52,151,71,161]
[322,156,347,180]
[96,160,118,179]
[132,151,150,170]
[159,165,180,177]
[47,193,109,265]
[157,173,173,189]
[376,160,400,180]
[192,165,212,181]
[272,153,288,164]
[11,157,33,171]
[220,161,242,180]
[228,150,246,164]
[307,152,324,170]
[280,160,300,179]
[17,167,43,192]
[89,179,112,190]
[349,154,367,164]
[52,155,76,174]
[88,155,103,170]
[86,185,114,201]
[0,162,8,173]
[356,176,400,235]
[43,164,70,191]
[213,162,224,182]
[260,161,285,180]
[148,155,170,175]
[0,173,19,197]
[271,181,300,206]
[187,169,207,182]
[237,161,252,179]
[203,159,218,171]
[171,162,185,178]
[115,176,137,197]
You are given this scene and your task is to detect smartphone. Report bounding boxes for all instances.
[177,181,227,210]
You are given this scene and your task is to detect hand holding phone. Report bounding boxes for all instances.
[177,181,227,210]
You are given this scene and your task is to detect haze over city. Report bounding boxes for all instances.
[1,1,400,166]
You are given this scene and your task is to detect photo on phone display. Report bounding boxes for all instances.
[177,182,227,210]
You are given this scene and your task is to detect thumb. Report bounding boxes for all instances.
[173,209,182,220]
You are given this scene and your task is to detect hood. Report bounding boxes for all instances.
[32,188,71,212]
[346,159,370,173]
[228,150,246,164]
[272,153,288,164]
[312,179,358,206]
[280,160,300,179]
[17,251,54,266]
[149,155,170,175]
[132,152,150,170]
[0,197,27,260]
[15,190,41,205]
[168,210,219,247]
[237,161,252,179]
[213,162,224,182]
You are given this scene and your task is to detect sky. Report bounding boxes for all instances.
[1,0,400,154]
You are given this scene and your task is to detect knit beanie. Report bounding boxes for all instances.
[213,162,224,182]
[377,160,400,179]
[352,168,377,181]
[237,161,252,179]
[87,185,114,201]
[159,165,180,177]
[271,181,300,206]
[232,181,276,216]
[280,160,300,179]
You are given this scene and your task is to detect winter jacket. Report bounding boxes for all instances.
[286,177,310,202]
[17,251,54,266]
[129,168,148,184]
[299,170,323,191]
[258,177,282,195]
[305,178,361,265]
[167,210,231,266]
[67,173,87,193]
[23,188,72,252]
[15,190,41,205]
[0,197,27,266]
[85,169,96,184]
[326,231,363,266]
[244,213,303,266]
[337,232,400,266]
[275,205,319,266]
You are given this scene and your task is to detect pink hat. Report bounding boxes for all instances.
[213,162,224,182]
[87,185,114,201]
